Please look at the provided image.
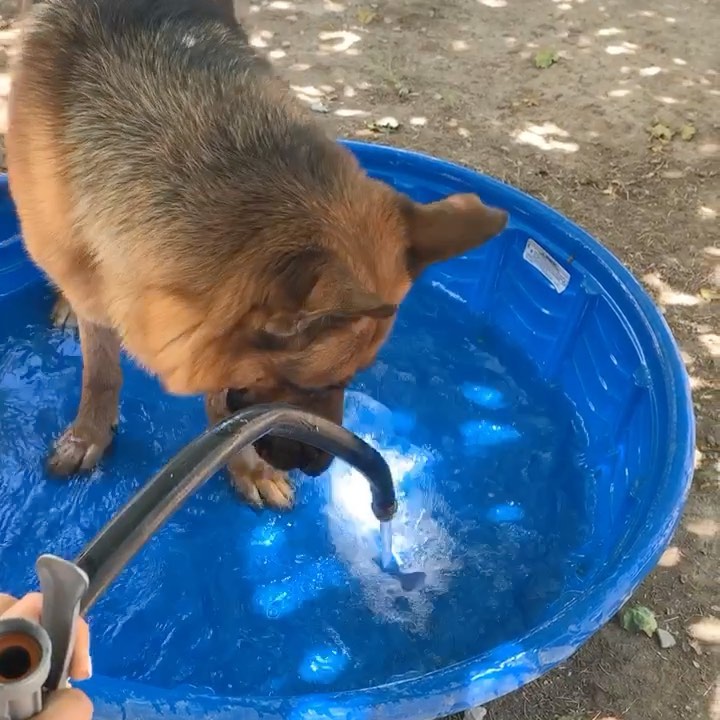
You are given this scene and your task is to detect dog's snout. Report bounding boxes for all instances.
[254,437,333,476]
[224,385,341,476]
[226,387,251,413]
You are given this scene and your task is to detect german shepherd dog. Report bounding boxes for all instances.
[7,0,507,508]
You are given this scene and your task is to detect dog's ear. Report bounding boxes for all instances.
[262,288,396,340]
[402,193,508,277]
[255,253,397,350]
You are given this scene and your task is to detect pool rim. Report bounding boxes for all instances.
[0,140,695,717]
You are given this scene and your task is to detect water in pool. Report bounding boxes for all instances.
[0,279,591,697]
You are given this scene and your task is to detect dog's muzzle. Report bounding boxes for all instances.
[226,388,337,475]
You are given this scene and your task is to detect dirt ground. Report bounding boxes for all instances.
[0,1,718,719]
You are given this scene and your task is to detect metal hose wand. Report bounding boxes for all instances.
[0,404,397,720]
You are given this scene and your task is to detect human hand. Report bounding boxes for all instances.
[0,593,93,719]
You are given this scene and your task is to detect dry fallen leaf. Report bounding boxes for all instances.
[680,123,697,141]
[648,122,675,142]
[620,604,658,637]
[689,639,704,655]
[356,6,378,24]
[534,48,558,69]
[700,288,719,301]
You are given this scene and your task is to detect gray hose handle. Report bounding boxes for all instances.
[0,618,50,720]
[0,556,89,720]
[35,556,89,693]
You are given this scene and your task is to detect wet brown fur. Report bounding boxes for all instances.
[6,0,507,507]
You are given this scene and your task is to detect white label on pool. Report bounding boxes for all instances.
[523,238,570,293]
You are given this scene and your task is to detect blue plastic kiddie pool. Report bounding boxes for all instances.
[0,141,694,720]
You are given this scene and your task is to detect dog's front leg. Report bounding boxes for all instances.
[47,317,122,475]
[205,391,294,510]
[50,290,77,330]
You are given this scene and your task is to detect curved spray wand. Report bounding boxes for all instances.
[0,405,397,720]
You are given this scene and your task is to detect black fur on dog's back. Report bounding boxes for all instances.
[116,0,242,28]
[20,0,351,293]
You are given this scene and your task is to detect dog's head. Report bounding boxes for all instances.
[134,180,507,475]
[220,187,507,475]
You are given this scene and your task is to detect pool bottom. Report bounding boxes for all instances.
[0,279,592,699]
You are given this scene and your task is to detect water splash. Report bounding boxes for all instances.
[380,521,393,569]
[327,394,457,631]
[379,520,426,591]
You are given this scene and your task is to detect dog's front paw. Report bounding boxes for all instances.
[227,446,295,510]
[51,293,78,330]
[46,424,114,476]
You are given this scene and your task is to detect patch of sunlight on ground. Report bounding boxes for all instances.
[658,546,682,568]
[643,272,706,307]
[0,72,10,97]
[291,84,325,98]
[686,518,718,538]
[0,29,19,45]
[512,122,579,153]
[249,29,273,47]
[606,41,639,55]
[688,617,720,645]
[699,333,720,357]
[318,30,361,53]
[710,675,720,720]
[334,108,369,118]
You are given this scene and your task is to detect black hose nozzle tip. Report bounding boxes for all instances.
[372,500,398,523]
